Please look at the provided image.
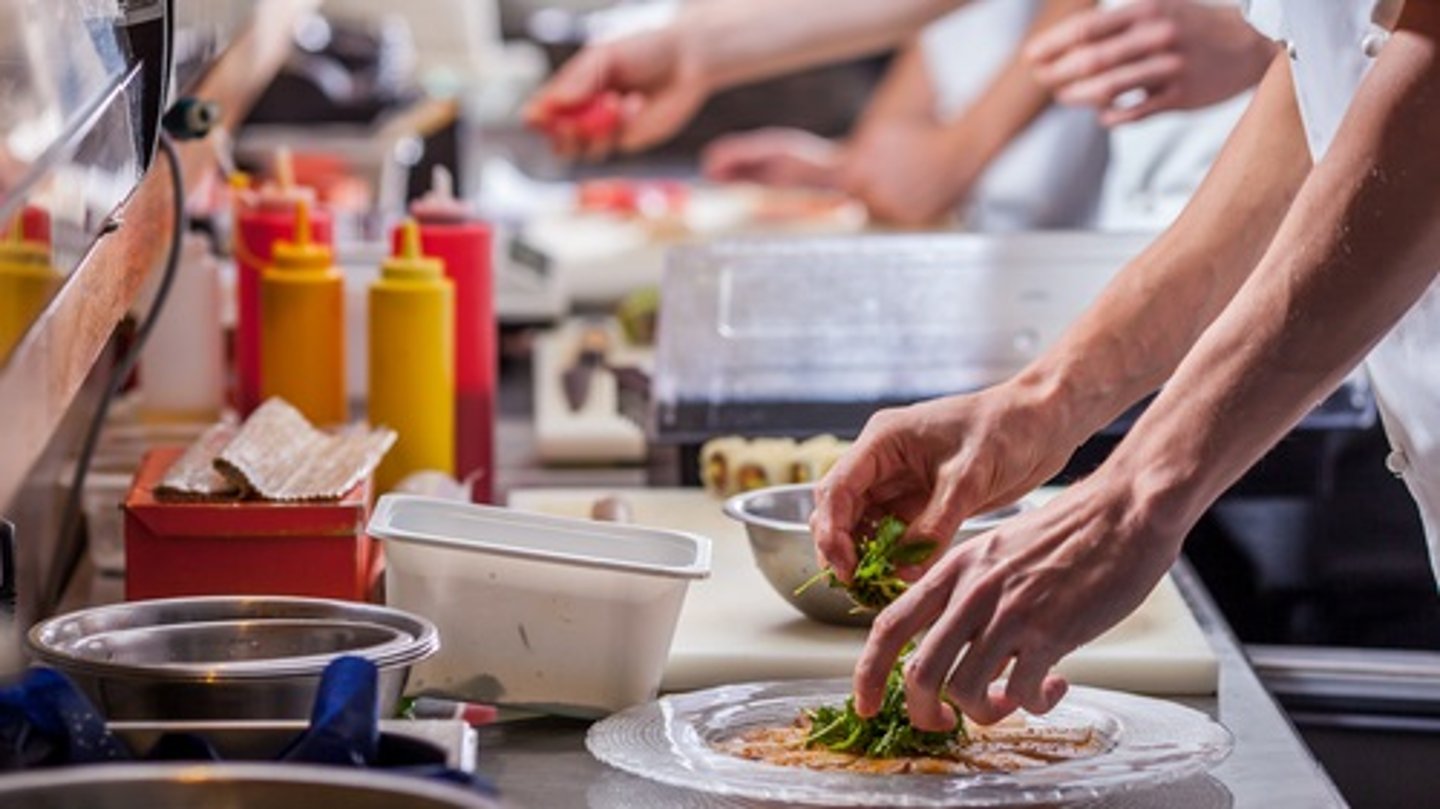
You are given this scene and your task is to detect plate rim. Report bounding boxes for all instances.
[586,678,1234,807]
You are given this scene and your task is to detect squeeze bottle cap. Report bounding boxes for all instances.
[270,199,332,272]
[383,219,444,281]
[409,166,472,223]
[0,216,49,267]
[255,146,318,212]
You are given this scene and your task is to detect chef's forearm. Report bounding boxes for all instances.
[1107,14,1440,529]
[679,0,966,92]
[1015,54,1310,438]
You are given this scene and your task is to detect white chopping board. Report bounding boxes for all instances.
[532,319,652,465]
[507,487,1218,696]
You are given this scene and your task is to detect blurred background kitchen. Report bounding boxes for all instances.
[1,1,1437,806]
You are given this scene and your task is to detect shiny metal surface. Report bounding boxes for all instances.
[0,762,501,809]
[651,233,1149,442]
[28,596,439,719]
[59,619,412,671]
[722,482,1024,626]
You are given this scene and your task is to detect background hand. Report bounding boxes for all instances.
[700,128,844,188]
[1025,0,1275,126]
[525,26,710,159]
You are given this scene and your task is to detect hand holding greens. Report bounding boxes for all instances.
[796,515,967,758]
[796,515,937,612]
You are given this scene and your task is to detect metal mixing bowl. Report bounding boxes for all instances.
[28,597,439,720]
[0,763,500,809]
[723,483,1030,626]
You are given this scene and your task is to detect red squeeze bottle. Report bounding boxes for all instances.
[232,149,334,416]
[392,167,495,503]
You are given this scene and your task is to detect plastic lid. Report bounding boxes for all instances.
[0,216,49,267]
[270,199,332,272]
[383,219,444,280]
[408,166,471,223]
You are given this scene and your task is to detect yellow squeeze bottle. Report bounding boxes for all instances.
[368,219,455,492]
[260,199,347,425]
[0,217,59,361]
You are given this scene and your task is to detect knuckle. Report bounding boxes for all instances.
[870,610,905,641]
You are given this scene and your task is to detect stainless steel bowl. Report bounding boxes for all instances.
[723,483,1030,626]
[0,763,500,809]
[28,597,440,720]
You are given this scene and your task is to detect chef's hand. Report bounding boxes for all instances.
[853,469,1186,729]
[838,119,978,227]
[701,128,844,188]
[525,26,709,160]
[1024,0,1276,127]
[811,381,1086,583]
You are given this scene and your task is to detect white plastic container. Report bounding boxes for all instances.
[367,494,711,717]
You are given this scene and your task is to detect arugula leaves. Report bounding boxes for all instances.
[795,516,967,758]
[803,642,968,758]
[795,515,938,612]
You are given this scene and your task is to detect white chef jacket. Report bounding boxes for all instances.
[1094,0,1255,233]
[1241,0,1440,585]
[920,0,1108,231]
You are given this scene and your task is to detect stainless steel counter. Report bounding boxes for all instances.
[478,410,1347,808]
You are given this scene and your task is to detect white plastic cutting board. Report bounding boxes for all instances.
[507,487,1218,696]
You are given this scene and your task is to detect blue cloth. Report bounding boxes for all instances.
[0,667,129,770]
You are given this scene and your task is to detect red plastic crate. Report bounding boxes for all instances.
[124,448,375,601]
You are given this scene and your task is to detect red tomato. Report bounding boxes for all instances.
[578,179,690,216]
[540,93,622,140]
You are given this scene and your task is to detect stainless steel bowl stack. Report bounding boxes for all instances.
[723,483,1029,626]
[28,597,439,720]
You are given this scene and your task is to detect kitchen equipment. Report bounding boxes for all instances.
[586,678,1232,807]
[507,488,1219,695]
[109,719,475,770]
[367,494,711,717]
[650,232,1150,444]
[532,318,652,465]
[723,482,1032,626]
[562,324,611,413]
[370,219,455,493]
[125,448,379,601]
[400,167,497,503]
[0,763,500,809]
[27,596,438,720]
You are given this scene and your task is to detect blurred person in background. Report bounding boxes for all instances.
[529,0,1274,233]
[1027,0,1277,230]
[701,0,1106,230]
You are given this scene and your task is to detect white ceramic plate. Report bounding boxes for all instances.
[586,679,1232,807]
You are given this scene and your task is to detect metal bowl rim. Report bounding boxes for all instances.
[724,483,1029,536]
[28,596,439,681]
[41,618,420,676]
[0,762,496,808]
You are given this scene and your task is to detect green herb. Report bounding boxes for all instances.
[796,516,965,757]
[796,515,937,613]
[802,643,968,758]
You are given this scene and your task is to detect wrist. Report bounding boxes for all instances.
[1006,357,1117,450]
[1103,431,1214,541]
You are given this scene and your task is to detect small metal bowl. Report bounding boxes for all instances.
[0,763,499,809]
[28,597,439,720]
[724,483,1030,627]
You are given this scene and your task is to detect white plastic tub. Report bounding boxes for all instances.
[367,494,711,717]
